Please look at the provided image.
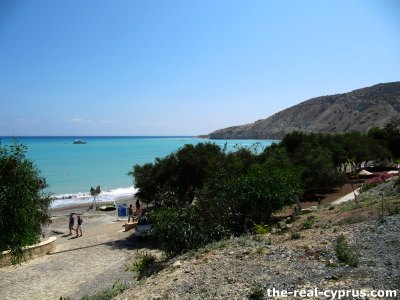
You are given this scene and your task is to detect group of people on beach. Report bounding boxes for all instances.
[128,199,141,223]
[68,199,139,236]
[68,213,83,237]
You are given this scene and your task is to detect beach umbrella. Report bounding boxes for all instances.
[358,169,373,176]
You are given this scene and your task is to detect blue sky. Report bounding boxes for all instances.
[1,0,399,136]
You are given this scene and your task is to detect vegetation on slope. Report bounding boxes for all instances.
[119,179,400,299]
[130,125,400,255]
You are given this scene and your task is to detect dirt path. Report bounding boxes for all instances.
[331,188,360,205]
[0,206,153,300]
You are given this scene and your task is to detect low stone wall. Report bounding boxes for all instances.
[0,236,57,268]
[124,221,137,232]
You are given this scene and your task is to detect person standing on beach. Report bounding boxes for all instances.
[68,213,75,235]
[76,215,83,237]
[128,204,134,223]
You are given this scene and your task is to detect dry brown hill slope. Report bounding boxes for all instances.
[208,82,400,140]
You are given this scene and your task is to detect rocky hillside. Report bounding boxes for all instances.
[116,180,400,300]
[208,82,400,139]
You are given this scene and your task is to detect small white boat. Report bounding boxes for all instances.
[73,139,87,144]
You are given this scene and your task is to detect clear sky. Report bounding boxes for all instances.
[1,0,399,136]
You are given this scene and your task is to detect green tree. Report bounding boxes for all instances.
[300,147,346,192]
[260,143,294,169]
[199,167,300,235]
[152,166,300,255]
[130,143,224,208]
[224,148,256,179]
[369,123,400,159]
[387,138,400,159]
[342,132,374,171]
[281,132,346,194]
[0,141,52,264]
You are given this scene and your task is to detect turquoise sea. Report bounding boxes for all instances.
[0,136,277,208]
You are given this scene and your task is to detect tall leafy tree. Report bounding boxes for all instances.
[281,132,346,193]
[0,141,52,264]
[198,166,301,235]
[384,122,400,158]
[130,143,224,207]
[369,123,400,159]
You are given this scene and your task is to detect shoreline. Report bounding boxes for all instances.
[44,194,139,251]
[50,187,137,209]
[50,193,136,214]
[50,182,363,217]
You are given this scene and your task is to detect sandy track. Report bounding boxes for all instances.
[0,204,153,300]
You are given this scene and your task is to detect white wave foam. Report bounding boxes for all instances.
[51,186,138,208]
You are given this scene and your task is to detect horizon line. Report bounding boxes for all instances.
[0,135,202,137]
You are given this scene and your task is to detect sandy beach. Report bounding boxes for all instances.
[0,184,361,300]
[0,196,158,300]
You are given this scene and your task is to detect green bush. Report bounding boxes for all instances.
[344,215,367,224]
[291,232,301,239]
[208,168,300,235]
[0,141,52,264]
[359,182,381,193]
[126,250,157,279]
[340,201,359,212]
[301,219,314,230]
[80,281,127,300]
[248,283,265,300]
[152,207,230,256]
[152,167,300,256]
[252,223,270,235]
[335,234,359,267]
[394,176,400,192]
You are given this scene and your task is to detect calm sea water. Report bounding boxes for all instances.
[0,136,277,207]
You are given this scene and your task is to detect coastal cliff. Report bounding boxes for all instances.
[208,82,400,139]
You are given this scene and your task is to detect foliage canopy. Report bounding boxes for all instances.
[0,141,52,264]
[131,126,399,255]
